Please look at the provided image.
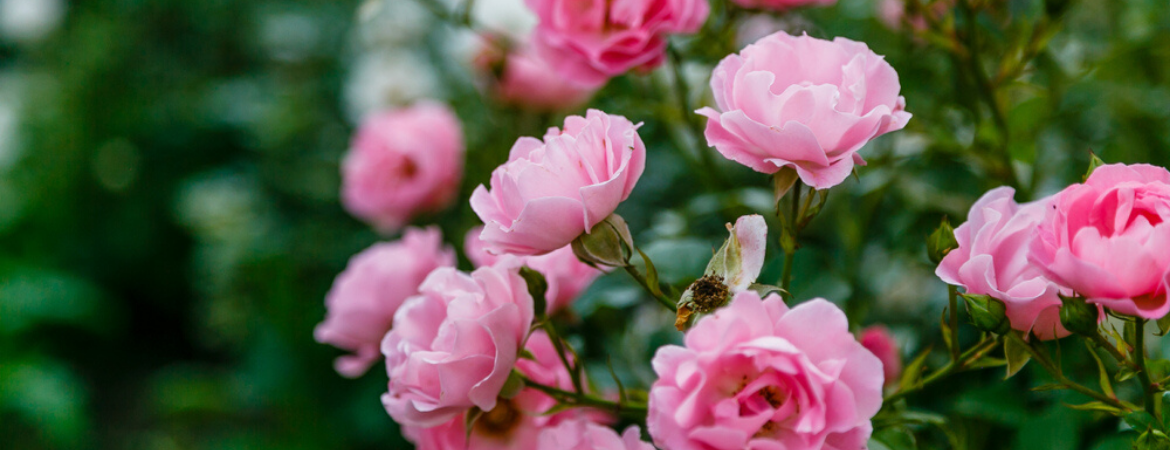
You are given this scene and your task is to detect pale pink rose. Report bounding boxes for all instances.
[466,227,604,313]
[649,292,883,450]
[697,32,911,189]
[936,187,1071,339]
[314,227,455,378]
[731,0,835,11]
[381,264,535,427]
[471,110,646,256]
[402,331,605,450]
[1030,164,1170,319]
[341,102,465,232]
[526,0,710,86]
[859,326,902,388]
[537,420,654,450]
[477,40,597,112]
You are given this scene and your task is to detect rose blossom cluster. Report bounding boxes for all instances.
[938,163,1170,338]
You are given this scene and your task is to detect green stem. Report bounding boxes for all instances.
[523,378,648,418]
[541,321,584,394]
[780,182,802,292]
[884,336,1000,403]
[1090,331,1136,370]
[624,264,677,312]
[1009,333,1134,412]
[666,45,723,189]
[1134,319,1159,418]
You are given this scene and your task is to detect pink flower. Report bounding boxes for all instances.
[314,227,455,378]
[648,292,883,450]
[466,227,604,313]
[537,420,654,450]
[381,264,535,427]
[341,102,465,232]
[402,331,605,449]
[478,39,597,112]
[730,0,835,11]
[697,32,911,189]
[526,0,710,86]
[859,326,902,388]
[1030,164,1170,319]
[471,110,646,256]
[936,187,1071,339]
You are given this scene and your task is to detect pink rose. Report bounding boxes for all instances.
[466,227,604,313]
[526,0,710,86]
[648,292,883,450]
[314,227,455,378]
[537,420,654,450]
[936,187,1070,339]
[697,32,911,189]
[477,39,597,112]
[341,102,465,232]
[471,110,646,256]
[1030,163,1170,319]
[859,326,902,388]
[731,0,835,11]
[402,331,603,449]
[381,264,535,427]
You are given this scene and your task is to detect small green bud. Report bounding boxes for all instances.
[962,293,1010,334]
[1059,294,1099,336]
[927,217,959,264]
[571,214,634,268]
[1083,152,1106,181]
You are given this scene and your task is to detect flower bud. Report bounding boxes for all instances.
[961,293,1010,334]
[571,214,634,268]
[1059,294,1099,336]
[927,217,958,264]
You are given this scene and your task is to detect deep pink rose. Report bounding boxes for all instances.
[648,292,883,450]
[537,420,654,450]
[402,331,604,449]
[381,263,535,427]
[731,0,834,10]
[314,227,455,378]
[526,0,710,86]
[477,39,597,112]
[341,102,465,232]
[859,326,902,388]
[937,187,1071,339]
[471,110,646,256]
[1030,164,1170,319]
[466,227,604,313]
[697,32,911,189]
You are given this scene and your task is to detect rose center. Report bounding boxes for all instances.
[474,400,523,440]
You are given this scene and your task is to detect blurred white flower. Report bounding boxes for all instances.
[0,0,66,43]
[472,0,536,40]
[0,97,18,170]
[259,12,321,63]
[343,50,439,123]
[356,0,432,46]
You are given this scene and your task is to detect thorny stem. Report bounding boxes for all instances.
[1009,333,1135,412]
[1133,319,1159,419]
[522,377,648,419]
[884,336,1000,404]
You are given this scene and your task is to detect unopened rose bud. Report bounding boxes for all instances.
[927,217,958,264]
[1059,294,1099,336]
[571,214,634,268]
[961,293,1010,334]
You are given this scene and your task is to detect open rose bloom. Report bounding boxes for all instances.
[314,227,455,377]
[698,32,911,189]
[936,187,1071,339]
[381,264,535,427]
[649,292,883,450]
[526,0,710,86]
[1030,164,1170,319]
[341,102,465,232]
[471,110,646,256]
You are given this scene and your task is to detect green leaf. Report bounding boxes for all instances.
[1063,401,1125,414]
[464,407,484,442]
[635,247,663,297]
[499,370,525,400]
[1118,366,1138,383]
[873,427,917,450]
[1031,383,1070,392]
[899,346,933,392]
[1005,335,1032,379]
[1157,315,1170,337]
[939,308,954,354]
[1126,410,1159,433]
[1084,152,1107,181]
[1085,341,1116,399]
[519,266,549,317]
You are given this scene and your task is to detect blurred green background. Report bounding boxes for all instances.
[1,0,1168,449]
